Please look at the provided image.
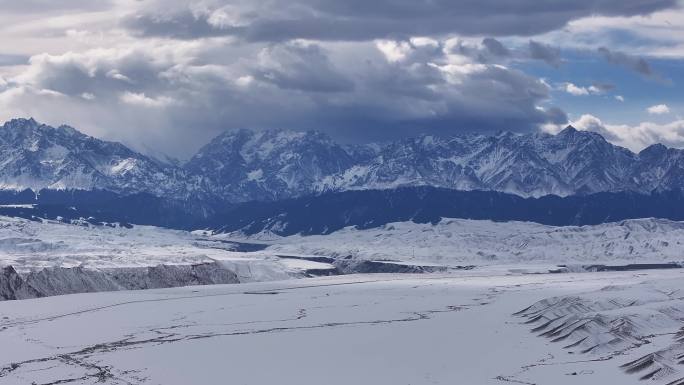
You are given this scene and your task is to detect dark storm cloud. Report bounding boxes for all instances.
[27,52,170,100]
[482,38,511,58]
[598,47,652,75]
[123,10,229,40]
[254,43,355,93]
[256,62,565,143]
[454,38,561,67]
[123,0,679,41]
[528,41,562,67]
[10,37,566,156]
[246,46,565,142]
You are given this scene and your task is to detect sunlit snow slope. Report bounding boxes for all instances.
[250,217,684,265]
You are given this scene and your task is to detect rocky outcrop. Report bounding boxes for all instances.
[0,266,42,300]
[101,263,240,291]
[0,262,239,301]
[334,260,449,274]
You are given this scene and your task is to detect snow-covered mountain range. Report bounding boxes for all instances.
[319,127,684,197]
[0,118,196,198]
[2,118,684,202]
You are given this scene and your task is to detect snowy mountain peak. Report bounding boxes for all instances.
[2,118,684,203]
[185,127,354,201]
[317,128,684,198]
[0,119,193,198]
[558,124,577,134]
[2,118,68,142]
[553,125,609,146]
[3,117,38,129]
[639,143,668,157]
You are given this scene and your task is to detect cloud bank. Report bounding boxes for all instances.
[0,0,680,157]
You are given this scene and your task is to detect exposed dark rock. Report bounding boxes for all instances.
[333,260,448,274]
[0,262,239,301]
[0,266,42,300]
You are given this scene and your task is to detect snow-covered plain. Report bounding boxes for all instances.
[2,217,684,383]
[3,270,684,384]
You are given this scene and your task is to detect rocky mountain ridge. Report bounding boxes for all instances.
[1,118,683,201]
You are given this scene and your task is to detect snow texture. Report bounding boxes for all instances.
[2,270,684,384]
[238,217,684,266]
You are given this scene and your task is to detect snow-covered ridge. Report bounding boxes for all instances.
[0,216,324,281]
[250,217,684,265]
[2,214,684,303]
[517,277,684,384]
[0,215,437,300]
[4,214,684,281]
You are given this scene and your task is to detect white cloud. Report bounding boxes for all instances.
[106,70,133,83]
[375,40,413,63]
[564,83,589,96]
[544,114,684,152]
[615,95,625,102]
[562,82,606,96]
[120,92,176,108]
[520,7,684,60]
[588,85,602,94]
[647,104,670,114]
[235,75,254,87]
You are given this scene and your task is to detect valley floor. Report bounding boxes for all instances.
[3,216,684,384]
[3,269,684,385]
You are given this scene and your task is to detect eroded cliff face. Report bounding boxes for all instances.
[0,266,42,300]
[0,262,239,301]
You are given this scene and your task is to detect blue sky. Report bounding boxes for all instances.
[0,0,682,157]
[521,52,683,123]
